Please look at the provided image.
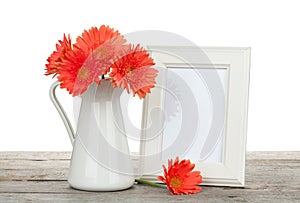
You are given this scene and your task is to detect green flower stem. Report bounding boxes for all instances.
[135,179,167,189]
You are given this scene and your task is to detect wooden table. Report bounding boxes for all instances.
[0,152,299,202]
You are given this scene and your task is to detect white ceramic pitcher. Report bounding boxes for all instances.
[49,80,135,191]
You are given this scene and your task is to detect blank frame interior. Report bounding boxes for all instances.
[161,67,228,164]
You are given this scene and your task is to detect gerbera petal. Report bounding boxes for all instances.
[167,186,176,195]
[162,164,168,178]
[175,161,195,177]
[174,157,180,165]
[157,176,166,183]
[45,34,72,77]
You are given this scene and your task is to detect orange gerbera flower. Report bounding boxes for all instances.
[57,47,101,96]
[45,34,72,77]
[110,44,158,99]
[158,157,202,195]
[75,25,126,72]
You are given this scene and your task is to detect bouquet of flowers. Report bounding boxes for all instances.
[45,25,158,99]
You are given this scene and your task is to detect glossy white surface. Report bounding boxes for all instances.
[51,80,135,191]
[68,138,134,191]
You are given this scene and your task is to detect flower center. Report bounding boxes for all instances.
[170,176,183,189]
[78,67,89,80]
[125,66,133,74]
[95,46,110,59]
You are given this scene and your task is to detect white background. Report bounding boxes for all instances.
[0,0,299,151]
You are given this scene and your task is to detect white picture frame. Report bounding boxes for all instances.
[139,46,251,187]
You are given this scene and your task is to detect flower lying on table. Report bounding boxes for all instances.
[45,25,157,98]
[136,157,202,195]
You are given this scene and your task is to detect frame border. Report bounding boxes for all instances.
[140,46,251,187]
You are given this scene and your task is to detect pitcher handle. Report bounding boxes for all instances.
[49,81,75,145]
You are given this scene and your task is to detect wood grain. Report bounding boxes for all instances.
[0,151,299,202]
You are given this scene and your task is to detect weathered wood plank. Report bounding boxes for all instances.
[0,152,299,202]
[247,151,300,160]
[0,169,68,181]
[0,180,299,194]
[0,151,71,160]
[1,151,299,160]
[0,183,298,203]
[0,160,69,169]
